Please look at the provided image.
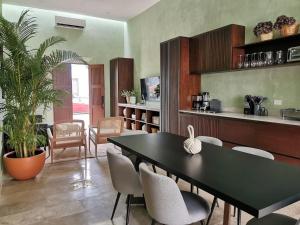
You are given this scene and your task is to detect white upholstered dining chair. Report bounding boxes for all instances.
[232,146,275,223]
[107,148,143,225]
[232,146,274,160]
[139,162,211,225]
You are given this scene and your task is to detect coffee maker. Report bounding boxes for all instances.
[192,92,210,111]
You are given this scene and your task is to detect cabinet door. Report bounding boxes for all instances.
[190,33,209,73]
[110,59,117,116]
[206,27,232,72]
[179,113,199,137]
[160,42,169,132]
[168,39,180,134]
[198,116,219,137]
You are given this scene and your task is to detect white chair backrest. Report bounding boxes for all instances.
[232,146,274,160]
[107,148,142,195]
[139,163,190,224]
[196,136,223,147]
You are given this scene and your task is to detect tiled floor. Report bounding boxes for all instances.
[1,150,300,225]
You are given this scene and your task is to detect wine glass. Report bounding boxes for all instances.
[244,54,250,68]
[238,55,244,69]
[265,51,274,66]
[251,53,257,68]
[257,52,265,67]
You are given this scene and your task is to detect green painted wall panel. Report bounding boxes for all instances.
[126,0,300,115]
[3,4,125,121]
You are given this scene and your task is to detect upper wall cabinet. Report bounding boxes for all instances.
[189,24,245,74]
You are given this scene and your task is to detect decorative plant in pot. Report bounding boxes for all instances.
[121,90,137,104]
[120,90,132,103]
[0,10,83,180]
[274,15,299,37]
[253,21,273,41]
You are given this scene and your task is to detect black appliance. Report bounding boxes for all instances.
[192,92,211,111]
[244,95,268,116]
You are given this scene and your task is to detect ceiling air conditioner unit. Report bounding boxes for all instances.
[55,16,86,30]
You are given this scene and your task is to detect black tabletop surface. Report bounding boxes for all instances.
[108,132,300,218]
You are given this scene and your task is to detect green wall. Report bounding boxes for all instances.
[126,0,300,116]
[3,4,125,121]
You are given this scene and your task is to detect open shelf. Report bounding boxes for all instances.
[118,103,160,133]
[235,33,300,49]
[231,32,300,71]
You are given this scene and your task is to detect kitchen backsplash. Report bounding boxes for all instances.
[201,66,300,117]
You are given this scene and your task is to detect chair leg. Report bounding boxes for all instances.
[216,199,220,208]
[152,165,157,173]
[166,171,171,177]
[88,137,91,154]
[175,176,179,183]
[79,146,81,159]
[233,206,236,217]
[237,209,241,225]
[84,143,87,160]
[151,219,156,225]
[197,187,199,195]
[190,184,194,193]
[95,142,98,158]
[111,192,121,220]
[50,146,54,164]
[206,196,217,225]
[126,194,132,225]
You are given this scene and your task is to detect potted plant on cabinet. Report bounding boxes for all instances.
[120,90,132,103]
[274,15,299,37]
[0,10,83,180]
[129,90,137,105]
[253,21,273,41]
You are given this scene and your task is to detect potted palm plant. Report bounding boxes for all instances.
[0,10,84,180]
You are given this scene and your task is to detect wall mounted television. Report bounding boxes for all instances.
[140,76,160,102]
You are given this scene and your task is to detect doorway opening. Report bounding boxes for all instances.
[71,64,89,127]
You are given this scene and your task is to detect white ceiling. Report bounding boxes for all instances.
[3,0,160,21]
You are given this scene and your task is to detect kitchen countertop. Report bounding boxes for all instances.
[118,103,160,112]
[179,109,300,127]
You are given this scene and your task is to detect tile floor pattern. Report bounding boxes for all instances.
[1,148,300,225]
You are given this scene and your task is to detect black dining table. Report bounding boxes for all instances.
[108,132,300,225]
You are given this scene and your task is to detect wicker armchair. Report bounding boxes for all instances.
[89,117,124,158]
[47,120,87,163]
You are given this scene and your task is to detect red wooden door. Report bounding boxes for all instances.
[53,64,73,123]
[89,64,105,126]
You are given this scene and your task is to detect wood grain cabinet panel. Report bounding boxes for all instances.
[110,58,133,116]
[219,119,256,146]
[179,113,219,138]
[190,24,245,74]
[160,38,200,135]
[255,123,300,159]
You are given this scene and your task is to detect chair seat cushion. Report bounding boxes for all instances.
[54,139,83,148]
[181,191,210,223]
[247,213,297,225]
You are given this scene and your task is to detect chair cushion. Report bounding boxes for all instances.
[181,191,210,223]
[247,213,297,225]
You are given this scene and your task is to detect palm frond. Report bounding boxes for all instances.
[36,36,66,59]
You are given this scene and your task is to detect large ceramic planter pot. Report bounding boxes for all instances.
[3,149,46,180]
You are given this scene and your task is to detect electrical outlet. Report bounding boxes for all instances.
[274,99,282,106]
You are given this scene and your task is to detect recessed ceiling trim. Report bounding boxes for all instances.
[3,0,160,21]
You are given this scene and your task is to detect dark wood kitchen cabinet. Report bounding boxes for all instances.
[110,58,133,116]
[179,112,300,166]
[179,113,219,138]
[190,24,245,74]
[160,37,200,134]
